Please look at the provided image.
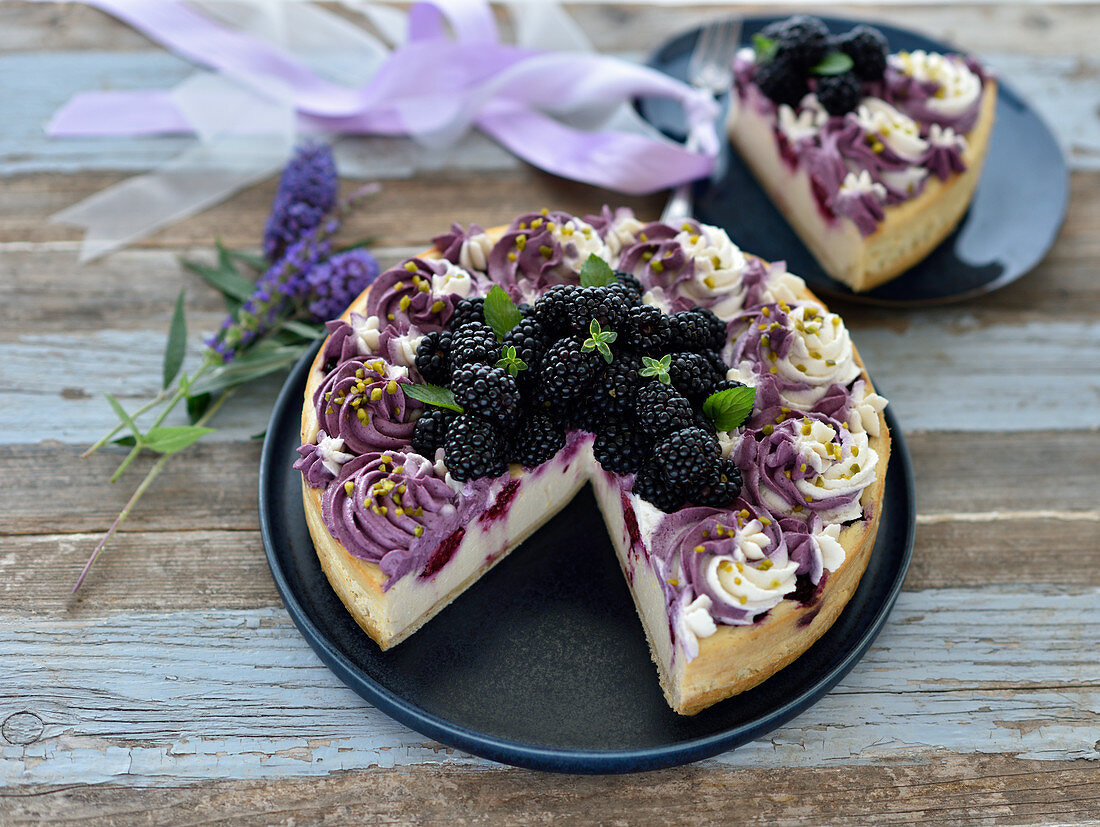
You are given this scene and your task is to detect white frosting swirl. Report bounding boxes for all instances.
[767,417,880,523]
[848,379,888,437]
[814,522,846,573]
[839,169,887,201]
[431,447,465,494]
[757,267,809,307]
[549,217,611,273]
[389,332,424,369]
[458,231,494,272]
[674,223,748,319]
[855,98,928,162]
[772,303,861,408]
[777,94,828,142]
[316,430,354,477]
[350,314,383,355]
[641,286,674,314]
[878,165,929,198]
[602,211,647,257]
[705,548,798,616]
[430,261,475,299]
[681,594,717,639]
[894,50,981,118]
[928,122,968,151]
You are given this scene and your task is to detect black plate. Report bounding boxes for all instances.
[260,344,915,773]
[636,16,1069,306]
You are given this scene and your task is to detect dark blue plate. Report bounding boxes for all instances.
[260,343,915,773]
[636,16,1069,306]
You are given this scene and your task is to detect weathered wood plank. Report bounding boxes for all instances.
[2,755,1099,826]
[0,590,1097,786]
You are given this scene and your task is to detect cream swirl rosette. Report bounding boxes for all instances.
[895,50,981,119]
[672,222,748,319]
[854,98,928,163]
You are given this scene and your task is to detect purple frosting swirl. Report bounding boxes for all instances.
[321,451,473,586]
[320,312,423,371]
[312,359,420,454]
[735,411,863,522]
[921,136,967,181]
[832,186,887,236]
[486,210,587,291]
[294,439,338,488]
[365,258,460,333]
[617,222,695,291]
[431,222,487,267]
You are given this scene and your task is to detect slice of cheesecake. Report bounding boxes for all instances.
[728,17,997,292]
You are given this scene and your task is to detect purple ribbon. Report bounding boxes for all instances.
[44,0,719,195]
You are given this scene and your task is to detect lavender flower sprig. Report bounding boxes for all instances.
[78,145,380,592]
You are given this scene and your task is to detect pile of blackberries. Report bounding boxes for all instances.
[754,15,889,115]
[410,273,745,512]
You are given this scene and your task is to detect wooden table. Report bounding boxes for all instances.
[2,3,1098,823]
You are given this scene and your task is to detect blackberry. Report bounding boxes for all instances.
[762,15,830,70]
[450,296,485,331]
[532,284,577,337]
[587,352,642,421]
[501,316,545,378]
[711,378,747,395]
[450,364,520,424]
[510,411,565,467]
[443,414,507,482]
[653,426,722,489]
[593,421,649,476]
[611,271,645,305]
[449,321,499,367]
[835,24,888,81]
[565,286,629,335]
[668,351,721,402]
[414,330,453,385]
[538,337,604,402]
[625,304,672,353]
[815,72,862,116]
[754,55,808,108]
[633,463,684,513]
[634,381,695,441]
[703,349,730,378]
[410,407,456,458]
[669,307,727,351]
[690,457,743,508]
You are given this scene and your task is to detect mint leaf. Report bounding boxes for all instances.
[143,425,216,454]
[811,51,854,76]
[580,254,615,288]
[163,289,187,390]
[483,285,522,341]
[703,386,756,431]
[403,383,464,413]
[640,354,672,385]
[581,318,617,364]
[752,33,777,63]
[496,345,528,377]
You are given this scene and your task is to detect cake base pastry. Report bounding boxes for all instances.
[728,16,997,292]
[295,207,890,715]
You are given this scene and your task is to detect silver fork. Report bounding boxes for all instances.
[660,17,742,224]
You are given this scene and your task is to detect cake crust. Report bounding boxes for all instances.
[298,226,890,713]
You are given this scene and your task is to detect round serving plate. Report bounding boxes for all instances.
[260,343,915,773]
[636,16,1069,306]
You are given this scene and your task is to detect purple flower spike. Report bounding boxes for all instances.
[262,142,339,262]
[303,249,381,323]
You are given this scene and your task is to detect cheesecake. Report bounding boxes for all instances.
[728,16,997,292]
[295,208,890,715]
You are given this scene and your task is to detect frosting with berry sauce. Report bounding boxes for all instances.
[321,450,488,586]
[736,411,881,524]
[727,300,859,410]
[487,210,610,295]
